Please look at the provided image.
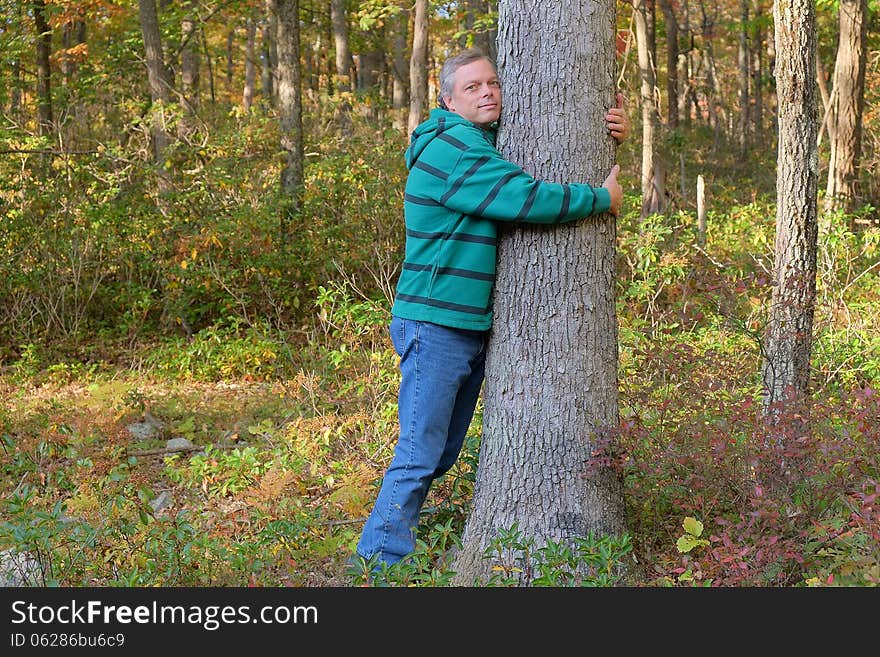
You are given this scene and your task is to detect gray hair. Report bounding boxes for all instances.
[438,48,497,107]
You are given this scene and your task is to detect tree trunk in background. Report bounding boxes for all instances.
[824,0,867,215]
[390,7,410,131]
[751,1,764,138]
[817,54,833,148]
[737,0,750,154]
[181,2,201,119]
[262,2,277,100]
[59,15,87,139]
[201,27,216,104]
[243,16,257,112]
[659,0,679,129]
[681,0,698,125]
[61,17,86,88]
[330,0,353,92]
[634,0,661,217]
[270,0,303,222]
[465,0,498,62]
[226,26,235,90]
[357,49,384,91]
[33,0,54,136]
[138,0,173,182]
[452,0,627,586]
[762,0,818,418]
[702,10,723,141]
[407,0,428,135]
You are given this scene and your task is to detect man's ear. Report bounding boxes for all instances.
[440,96,453,111]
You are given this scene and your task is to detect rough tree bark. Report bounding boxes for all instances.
[452,0,627,586]
[762,0,818,416]
[824,0,867,215]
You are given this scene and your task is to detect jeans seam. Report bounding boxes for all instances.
[378,320,420,558]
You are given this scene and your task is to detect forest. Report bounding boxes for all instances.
[0,0,878,588]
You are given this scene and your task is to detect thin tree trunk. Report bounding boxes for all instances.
[262,2,277,100]
[466,0,498,62]
[201,26,215,104]
[634,0,661,216]
[824,0,868,215]
[752,1,764,137]
[243,17,257,112]
[659,0,679,129]
[390,7,410,131]
[817,54,833,149]
[270,0,303,224]
[226,25,235,90]
[181,9,200,107]
[61,18,86,87]
[452,0,627,587]
[407,0,429,135]
[138,0,173,188]
[762,0,818,418]
[737,0,750,153]
[330,0,354,92]
[33,0,54,136]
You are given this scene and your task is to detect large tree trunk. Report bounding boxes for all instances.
[407,0,429,135]
[452,0,627,586]
[270,0,303,223]
[33,0,54,136]
[762,0,818,416]
[824,0,867,215]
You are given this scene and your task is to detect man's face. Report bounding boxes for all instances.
[443,58,502,129]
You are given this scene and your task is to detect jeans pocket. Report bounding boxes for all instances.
[390,316,405,356]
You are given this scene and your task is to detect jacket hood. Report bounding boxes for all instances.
[405,109,495,169]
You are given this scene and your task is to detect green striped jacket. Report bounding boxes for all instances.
[391,108,612,331]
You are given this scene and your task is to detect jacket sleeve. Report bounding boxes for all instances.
[436,131,611,224]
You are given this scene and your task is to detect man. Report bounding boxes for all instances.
[355,48,629,567]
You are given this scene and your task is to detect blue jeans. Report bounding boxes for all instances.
[356,316,487,565]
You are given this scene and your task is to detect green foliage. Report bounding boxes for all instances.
[676,517,710,554]
[348,523,633,588]
[143,319,288,381]
[478,525,634,587]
